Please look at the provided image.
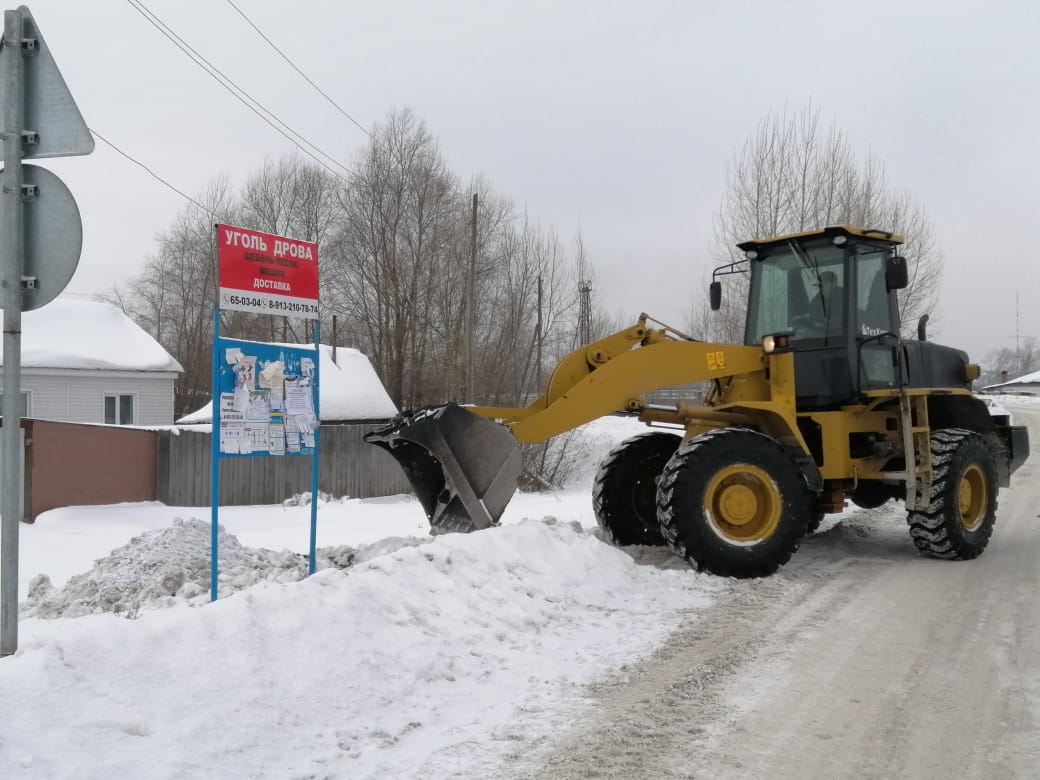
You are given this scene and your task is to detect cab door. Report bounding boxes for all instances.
[854,252,899,391]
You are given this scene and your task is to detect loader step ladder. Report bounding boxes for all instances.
[900,393,932,511]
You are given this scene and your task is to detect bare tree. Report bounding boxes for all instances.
[438,177,515,403]
[324,109,589,411]
[324,108,459,408]
[241,155,339,344]
[477,216,577,406]
[984,336,1040,385]
[106,177,239,417]
[704,103,943,342]
[109,108,600,431]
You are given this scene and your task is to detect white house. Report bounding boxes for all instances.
[0,299,182,425]
[176,343,397,424]
[982,369,1040,396]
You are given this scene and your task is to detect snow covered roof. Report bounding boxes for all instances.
[0,299,182,373]
[1003,369,1040,385]
[982,368,1040,392]
[177,343,397,423]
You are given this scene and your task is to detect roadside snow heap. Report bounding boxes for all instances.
[22,518,423,619]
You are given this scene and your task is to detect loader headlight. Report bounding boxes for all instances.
[762,333,791,353]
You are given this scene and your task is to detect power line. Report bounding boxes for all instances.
[90,127,218,217]
[127,0,348,177]
[223,0,374,141]
[125,0,351,180]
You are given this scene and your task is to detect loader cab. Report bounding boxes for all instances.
[737,226,905,409]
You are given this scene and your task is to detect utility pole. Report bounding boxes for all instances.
[1016,292,1021,372]
[465,193,477,402]
[535,275,543,393]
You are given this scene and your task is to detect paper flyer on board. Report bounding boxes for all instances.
[269,422,286,455]
[214,336,318,458]
[284,378,313,416]
[219,422,245,454]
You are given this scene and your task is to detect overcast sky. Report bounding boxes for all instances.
[20,0,1040,363]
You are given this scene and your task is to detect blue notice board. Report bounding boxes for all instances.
[214,337,319,457]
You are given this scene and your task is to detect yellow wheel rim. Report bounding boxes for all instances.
[958,464,988,531]
[704,464,782,544]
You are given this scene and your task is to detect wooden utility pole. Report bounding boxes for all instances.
[536,275,543,392]
[465,193,477,402]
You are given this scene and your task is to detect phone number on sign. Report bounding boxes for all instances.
[268,299,319,315]
[226,294,264,309]
[225,295,318,315]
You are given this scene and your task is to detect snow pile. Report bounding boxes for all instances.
[989,393,1040,408]
[5,517,720,779]
[23,519,302,617]
[21,518,429,619]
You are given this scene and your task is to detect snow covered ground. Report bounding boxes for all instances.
[2,401,1035,779]
[0,415,725,779]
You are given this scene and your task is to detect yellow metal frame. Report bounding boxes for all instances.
[466,314,974,511]
[738,224,905,249]
[468,316,812,456]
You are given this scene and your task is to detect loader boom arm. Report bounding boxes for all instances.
[469,315,767,443]
[366,314,774,533]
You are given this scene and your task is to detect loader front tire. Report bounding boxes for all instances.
[657,428,809,578]
[593,431,681,547]
[907,429,998,560]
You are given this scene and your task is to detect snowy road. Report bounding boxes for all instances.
[513,408,1040,779]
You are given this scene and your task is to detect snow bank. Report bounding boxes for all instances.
[22,517,427,619]
[5,515,721,779]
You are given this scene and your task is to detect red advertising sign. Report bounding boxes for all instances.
[217,224,319,319]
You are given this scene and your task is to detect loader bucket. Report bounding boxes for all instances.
[364,403,522,534]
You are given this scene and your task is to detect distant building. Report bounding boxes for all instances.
[0,299,182,425]
[981,368,1040,396]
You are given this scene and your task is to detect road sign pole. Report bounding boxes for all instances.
[210,300,220,601]
[1,7,26,657]
[309,321,320,575]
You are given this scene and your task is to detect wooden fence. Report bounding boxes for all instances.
[156,423,412,507]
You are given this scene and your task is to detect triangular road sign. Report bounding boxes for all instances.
[0,5,93,159]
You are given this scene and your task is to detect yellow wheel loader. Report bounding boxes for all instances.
[367,226,1029,577]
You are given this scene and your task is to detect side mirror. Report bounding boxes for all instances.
[886,255,909,291]
[709,281,722,311]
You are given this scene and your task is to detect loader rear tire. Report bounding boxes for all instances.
[907,429,998,560]
[593,431,681,547]
[657,428,809,578]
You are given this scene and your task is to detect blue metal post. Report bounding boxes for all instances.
[309,321,320,575]
[210,305,221,600]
